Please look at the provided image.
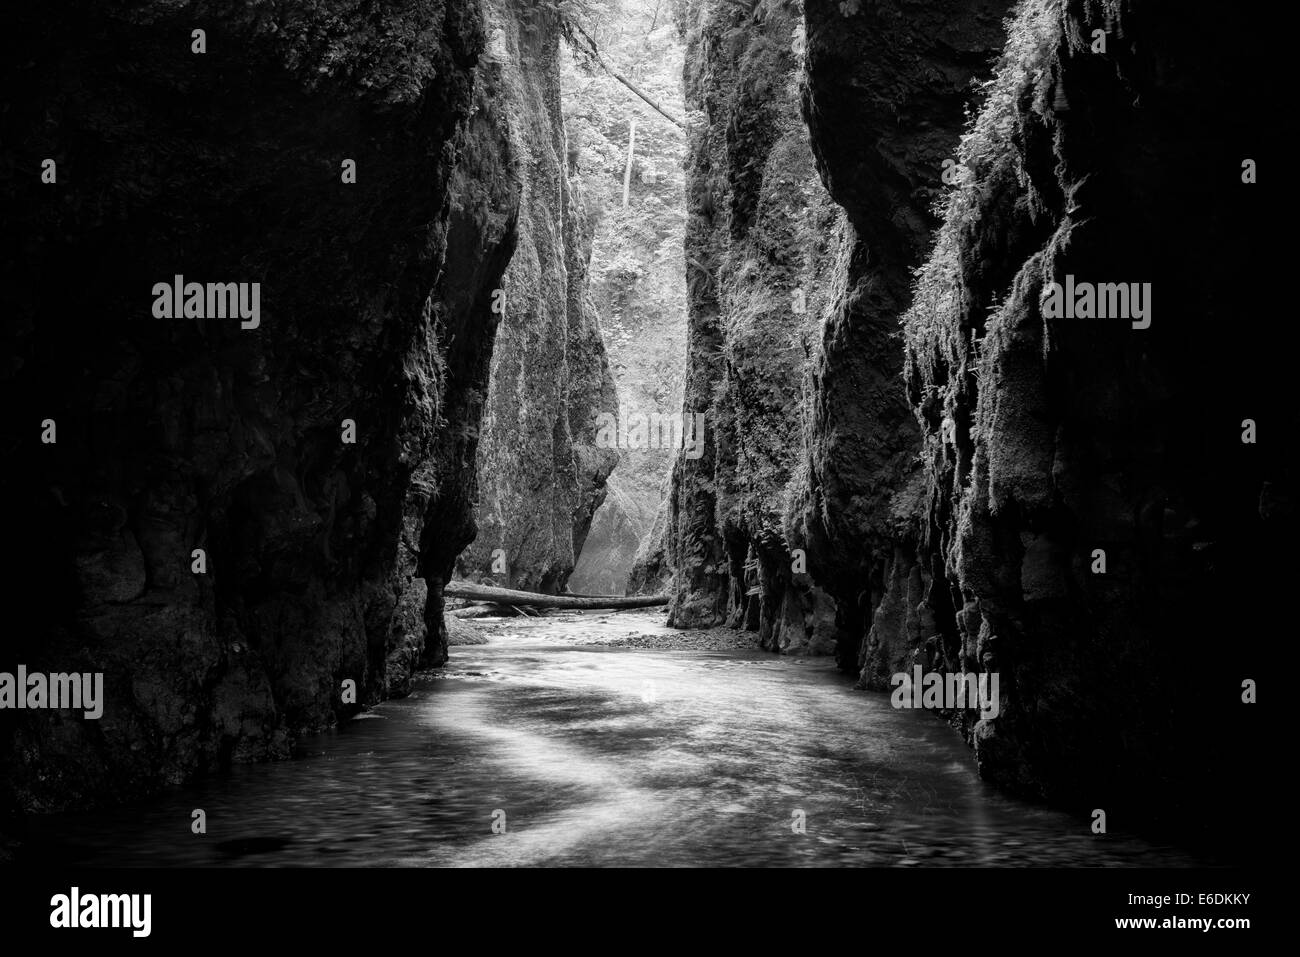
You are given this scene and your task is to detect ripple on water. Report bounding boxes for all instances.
[19,615,1211,867]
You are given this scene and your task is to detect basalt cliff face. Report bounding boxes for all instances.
[792,0,1011,673]
[455,11,619,596]
[879,0,1284,827]
[669,0,1285,837]
[0,0,585,815]
[664,0,844,651]
[665,0,1009,657]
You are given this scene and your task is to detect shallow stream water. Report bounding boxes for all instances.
[25,610,1201,867]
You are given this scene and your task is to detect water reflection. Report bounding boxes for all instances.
[24,613,1203,867]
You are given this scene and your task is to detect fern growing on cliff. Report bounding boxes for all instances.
[905,0,1061,372]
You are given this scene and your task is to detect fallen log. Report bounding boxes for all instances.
[444,581,669,610]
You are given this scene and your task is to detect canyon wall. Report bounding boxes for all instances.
[0,0,578,814]
[670,0,1284,838]
[667,0,1007,655]
[879,0,1284,831]
[626,496,674,595]
[792,0,1011,672]
[665,0,841,651]
[454,10,620,596]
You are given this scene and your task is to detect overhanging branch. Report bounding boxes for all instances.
[563,19,686,131]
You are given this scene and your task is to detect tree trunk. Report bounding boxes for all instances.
[444,581,668,609]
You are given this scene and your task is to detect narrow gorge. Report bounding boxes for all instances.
[0,0,1284,874]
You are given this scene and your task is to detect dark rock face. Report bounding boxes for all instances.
[664,0,841,649]
[416,0,525,668]
[668,0,1285,839]
[888,0,1286,826]
[626,495,674,596]
[667,0,1007,650]
[792,0,1011,671]
[0,0,548,812]
[455,8,618,596]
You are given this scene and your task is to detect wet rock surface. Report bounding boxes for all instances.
[0,0,575,816]
[885,0,1285,834]
[456,2,619,597]
[659,0,1285,847]
[663,0,848,652]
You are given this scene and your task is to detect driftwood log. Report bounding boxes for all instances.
[444,581,669,610]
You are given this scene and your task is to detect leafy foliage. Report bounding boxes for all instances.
[562,0,691,590]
